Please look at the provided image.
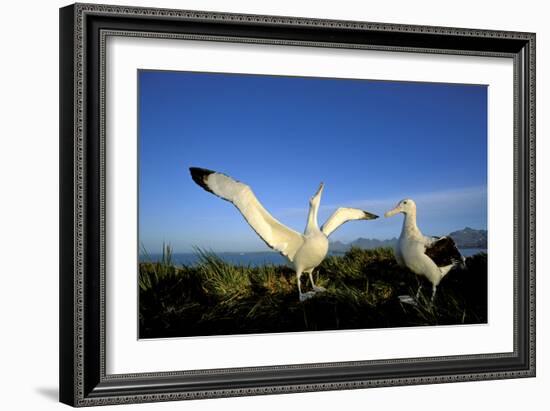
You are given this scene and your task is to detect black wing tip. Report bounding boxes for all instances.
[189,167,216,194]
[363,211,379,220]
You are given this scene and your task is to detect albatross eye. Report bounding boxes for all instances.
[403,201,408,205]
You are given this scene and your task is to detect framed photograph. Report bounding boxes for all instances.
[59,3,535,407]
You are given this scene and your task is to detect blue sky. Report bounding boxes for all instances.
[139,70,487,253]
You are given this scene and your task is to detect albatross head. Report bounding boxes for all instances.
[384,198,416,217]
[309,182,324,208]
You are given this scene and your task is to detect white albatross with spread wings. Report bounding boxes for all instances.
[189,167,378,301]
[385,199,465,302]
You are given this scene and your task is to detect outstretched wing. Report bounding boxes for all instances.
[321,207,378,237]
[189,167,304,262]
[424,236,465,268]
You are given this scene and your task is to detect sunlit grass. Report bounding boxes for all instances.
[139,245,488,338]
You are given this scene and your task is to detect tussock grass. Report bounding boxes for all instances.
[139,246,487,338]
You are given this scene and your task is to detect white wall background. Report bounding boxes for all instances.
[0,0,545,409]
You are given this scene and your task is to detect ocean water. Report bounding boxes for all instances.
[140,248,487,267]
[460,248,487,257]
[141,252,288,267]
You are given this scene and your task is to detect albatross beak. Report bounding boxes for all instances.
[315,182,324,197]
[384,207,400,218]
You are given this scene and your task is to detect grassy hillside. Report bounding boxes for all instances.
[139,246,487,339]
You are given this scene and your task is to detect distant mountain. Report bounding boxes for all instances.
[448,227,487,248]
[330,237,397,253]
[329,241,351,253]
[351,237,398,249]
[330,227,487,252]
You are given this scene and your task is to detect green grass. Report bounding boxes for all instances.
[139,246,487,338]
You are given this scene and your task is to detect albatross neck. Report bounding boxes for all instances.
[402,210,420,237]
[305,201,320,233]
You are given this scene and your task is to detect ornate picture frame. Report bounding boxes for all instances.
[59,3,535,406]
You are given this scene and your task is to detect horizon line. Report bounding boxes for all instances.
[140,225,487,255]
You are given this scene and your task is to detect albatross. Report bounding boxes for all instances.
[384,199,465,302]
[189,167,379,301]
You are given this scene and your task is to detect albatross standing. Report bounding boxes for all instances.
[384,199,465,301]
[189,167,379,301]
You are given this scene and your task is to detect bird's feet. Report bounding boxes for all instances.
[312,285,326,293]
[299,291,316,302]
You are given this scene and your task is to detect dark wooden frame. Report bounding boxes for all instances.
[60,3,536,407]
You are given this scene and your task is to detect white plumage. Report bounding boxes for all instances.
[190,167,378,301]
[385,198,464,301]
